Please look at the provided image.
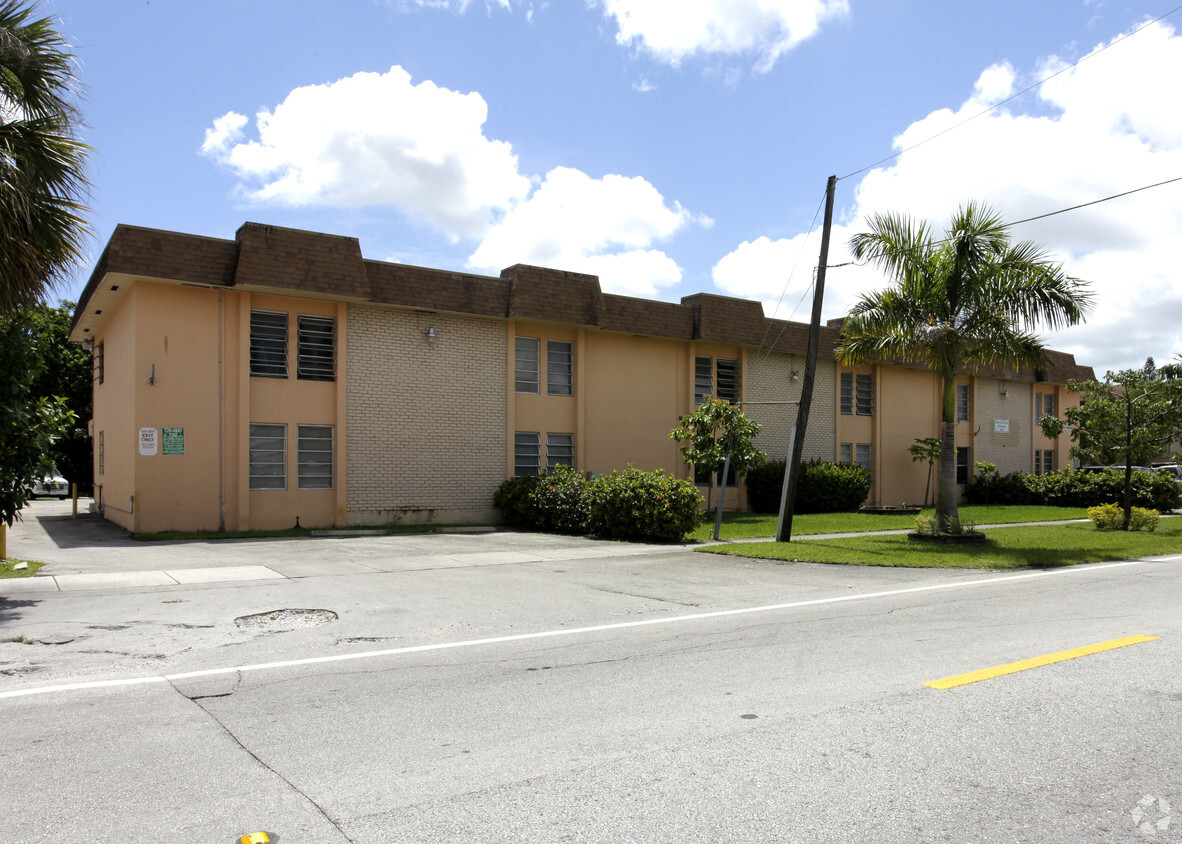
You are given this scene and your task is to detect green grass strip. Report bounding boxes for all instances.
[688,505,1088,542]
[699,521,1182,570]
[0,559,44,579]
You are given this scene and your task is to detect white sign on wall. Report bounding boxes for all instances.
[139,427,158,456]
[994,418,1010,434]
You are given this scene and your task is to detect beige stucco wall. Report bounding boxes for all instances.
[346,304,506,525]
[91,286,138,531]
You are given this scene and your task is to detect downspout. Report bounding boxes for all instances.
[218,290,225,532]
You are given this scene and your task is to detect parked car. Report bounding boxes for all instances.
[28,475,70,499]
[1155,464,1182,480]
[1077,465,1155,474]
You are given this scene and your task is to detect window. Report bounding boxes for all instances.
[514,432,541,476]
[695,356,741,404]
[694,463,736,487]
[98,431,104,476]
[546,433,575,471]
[956,384,970,422]
[1034,449,1056,476]
[297,425,333,489]
[250,310,288,378]
[547,341,573,396]
[856,373,873,415]
[956,446,971,485]
[840,372,853,415]
[716,358,741,403]
[1036,392,1055,420]
[515,338,539,393]
[94,341,105,385]
[855,443,872,472]
[297,315,335,381]
[249,424,286,490]
[840,442,852,464]
[694,356,713,404]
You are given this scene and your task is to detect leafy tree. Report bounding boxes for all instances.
[26,300,91,488]
[0,0,92,312]
[0,306,75,530]
[837,203,1091,534]
[670,397,764,539]
[1041,358,1182,530]
[907,436,942,507]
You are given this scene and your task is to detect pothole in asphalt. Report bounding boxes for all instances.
[235,608,338,631]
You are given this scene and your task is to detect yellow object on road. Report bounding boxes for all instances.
[239,833,271,844]
[925,634,1158,689]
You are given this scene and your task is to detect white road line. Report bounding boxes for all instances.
[0,557,1163,700]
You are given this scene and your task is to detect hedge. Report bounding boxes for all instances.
[746,459,872,514]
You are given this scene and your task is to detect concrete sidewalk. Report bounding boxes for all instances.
[1,499,692,593]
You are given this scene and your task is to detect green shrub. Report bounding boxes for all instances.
[745,459,872,514]
[913,514,937,535]
[530,464,590,535]
[587,467,702,542]
[1087,503,1122,530]
[1088,503,1160,531]
[965,467,1181,511]
[493,474,542,528]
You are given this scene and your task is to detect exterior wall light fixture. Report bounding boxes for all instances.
[426,326,437,343]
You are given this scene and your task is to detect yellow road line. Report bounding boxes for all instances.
[924,635,1159,689]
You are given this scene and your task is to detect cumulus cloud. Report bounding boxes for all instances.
[468,167,710,296]
[713,21,1182,374]
[200,66,531,239]
[596,0,849,72]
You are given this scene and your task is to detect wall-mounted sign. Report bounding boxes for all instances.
[139,427,158,456]
[162,427,185,455]
[994,418,1010,434]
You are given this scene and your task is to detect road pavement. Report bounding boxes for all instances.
[2,500,1180,843]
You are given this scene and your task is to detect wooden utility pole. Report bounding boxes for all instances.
[777,175,837,542]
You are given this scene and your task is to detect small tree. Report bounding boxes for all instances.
[908,437,942,507]
[670,397,764,539]
[1041,358,1182,530]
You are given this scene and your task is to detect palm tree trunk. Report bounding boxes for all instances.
[935,376,961,534]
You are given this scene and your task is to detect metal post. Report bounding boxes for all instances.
[712,451,732,541]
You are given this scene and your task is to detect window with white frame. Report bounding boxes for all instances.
[694,356,713,404]
[249,424,286,490]
[547,341,573,396]
[855,373,873,415]
[546,433,575,471]
[840,442,852,464]
[297,425,333,489]
[514,432,541,476]
[956,384,970,422]
[515,338,540,393]
[250,310,288,378]
[297,315,335,381]
[855,443,872,472]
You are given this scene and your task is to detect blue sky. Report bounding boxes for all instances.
[52,0,1182,376]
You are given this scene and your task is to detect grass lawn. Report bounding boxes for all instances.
[0,559,43,578]
[699,521,1182,570]
[688,505,1089,542]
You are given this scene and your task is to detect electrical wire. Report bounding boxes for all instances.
[838,4,1182,182]
[753,188,827,360]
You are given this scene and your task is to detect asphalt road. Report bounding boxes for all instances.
[2,501,1180,843]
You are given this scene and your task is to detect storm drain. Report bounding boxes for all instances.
[234,608,338,631]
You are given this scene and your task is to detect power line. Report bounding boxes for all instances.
[1007,176,1182,227]
[838,4,1182,182]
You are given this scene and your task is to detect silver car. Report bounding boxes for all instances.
[28,475,70,499]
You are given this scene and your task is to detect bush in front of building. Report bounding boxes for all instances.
[964,468,1181,512]
[493,475,542,528]
[530,464,591,535]
[745,459,872,514]
[586,467,703,543]
[1087,503,1159,531]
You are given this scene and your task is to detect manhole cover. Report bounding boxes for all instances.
[234,609,337,630]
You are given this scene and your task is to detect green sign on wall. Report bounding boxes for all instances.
[162,427,185,456]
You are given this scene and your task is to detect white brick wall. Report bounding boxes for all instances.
[345,305,506,525]
[747,351,835,462]
[974,377,1032,474]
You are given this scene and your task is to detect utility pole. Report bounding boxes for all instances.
[777,175,837,542]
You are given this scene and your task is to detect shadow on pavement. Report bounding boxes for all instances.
[0,596,42,627]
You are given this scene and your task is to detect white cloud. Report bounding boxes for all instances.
[596,0,849,72]
[468,166,709,296]
[713,21,1182,375]
[200,66,531,239]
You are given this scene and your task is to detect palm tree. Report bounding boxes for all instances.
[836,203,1092,534]
[0,1,91,312]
